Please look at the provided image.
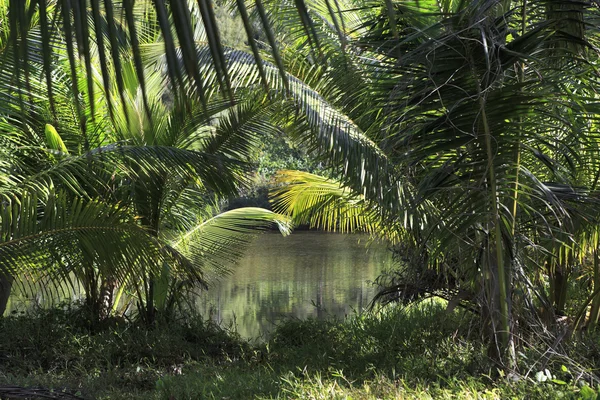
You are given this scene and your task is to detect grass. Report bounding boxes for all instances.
[0,301,598,399]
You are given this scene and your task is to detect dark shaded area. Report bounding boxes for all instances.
[0,386,83,399]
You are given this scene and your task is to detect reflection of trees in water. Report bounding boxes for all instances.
[6,279,84,314]
[199,276,382,339]
[5,233,390,341]
[196,232,393,339]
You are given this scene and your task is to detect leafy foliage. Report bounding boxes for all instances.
[266,0,600,366]
[6,0,600,375]
[0,0,297,324]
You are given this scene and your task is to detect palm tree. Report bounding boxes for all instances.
[93,61,295,323]
[266,0,600,366]
[7,0,600,365]
[0,2,293,323]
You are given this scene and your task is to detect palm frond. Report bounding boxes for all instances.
[271,170,403,243]
[8,143,249,199]
[172,206,292,280]
[0,191,203,292]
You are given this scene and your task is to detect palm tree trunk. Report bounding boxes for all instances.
[549,249,570,316]
[98,277,117,320]
[554,267,569,315]
[141,208,161,325]
[479,93,512,365]
[147,278,155,324]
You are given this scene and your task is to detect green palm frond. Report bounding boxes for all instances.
[0,191,202,291]
[172,206,292,280]
[199,92,282,160]
[271,170,403,244]
[7,143,248,199]
[191,45,407,214]
[6,0,333,121]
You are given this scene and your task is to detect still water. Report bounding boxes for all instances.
[5,232,393,340]
[197,231,393,340]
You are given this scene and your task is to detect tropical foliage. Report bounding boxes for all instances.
[5,0,600,371]
[0,0,292,325]
[266,0,600,366]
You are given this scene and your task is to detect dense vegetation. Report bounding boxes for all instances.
[4,301,598,399]
[2,0,600,398]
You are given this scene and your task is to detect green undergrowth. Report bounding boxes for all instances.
[0,302,598,399]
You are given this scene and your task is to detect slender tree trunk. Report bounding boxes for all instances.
[503,2,527,367]
[479,97,512,365]
[147,278,155,324]
[553,269,568,315]
[141,211,161,326]
[83,263,100,326]
[549,250,570,316]
[98,277,117,320]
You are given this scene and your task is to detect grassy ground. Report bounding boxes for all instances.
[0,302,598,399]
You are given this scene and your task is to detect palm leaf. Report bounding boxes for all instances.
[0,191,203,293]
[171,206,292,280]
[271,170,403,243]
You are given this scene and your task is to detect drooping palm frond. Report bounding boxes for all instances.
[198,92,282,160]
[171,206,291,280]
[184,45,409,217]
[75,0,409,220]
[7,0,341,123]
[271,170,404,243]
[2,143,248,200]
[0,191,204,294]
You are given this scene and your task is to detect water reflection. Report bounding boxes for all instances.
[5,232,393,341]
[197,231,393,340]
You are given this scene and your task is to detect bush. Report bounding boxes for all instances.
[0,303,249,398]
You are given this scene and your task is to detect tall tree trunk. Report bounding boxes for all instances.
[137,177,163,326]
[141,212,160,326]
[549,249,570,316]
[478,83,513,367]
[98,277,117,320]
[146,278,155,324]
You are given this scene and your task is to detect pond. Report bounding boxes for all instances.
[5,232,394,341]
[196,231,394,340]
